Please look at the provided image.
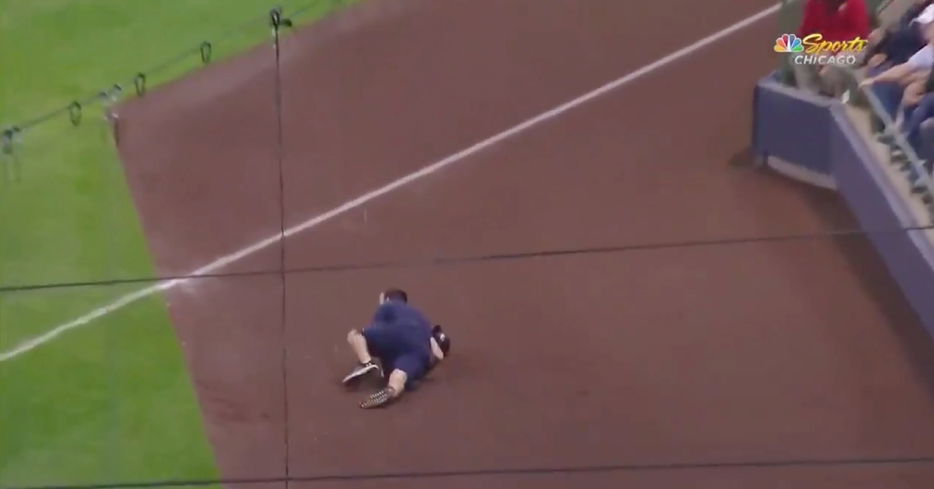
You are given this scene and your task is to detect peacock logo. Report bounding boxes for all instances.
[774,34,804,53]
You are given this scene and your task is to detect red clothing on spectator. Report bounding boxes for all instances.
[798,0,871,42]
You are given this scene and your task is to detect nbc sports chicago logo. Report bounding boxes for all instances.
[774,33,868,65]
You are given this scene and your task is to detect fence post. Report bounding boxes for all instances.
[1,126,21,183]
[102,84,123,146]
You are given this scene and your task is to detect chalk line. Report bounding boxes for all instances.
[0,3,779,363]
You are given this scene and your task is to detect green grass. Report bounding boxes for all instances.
[0,0,355,486]
[0,286,215,486]
[0,0,353,287]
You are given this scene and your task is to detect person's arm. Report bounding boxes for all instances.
[903,78,928,106]
[862,61,920,85]
[907,67,931,84]
[872,45,934,84]
[347,329,374,364]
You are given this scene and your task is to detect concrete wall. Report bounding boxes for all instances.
[753,76,934,341]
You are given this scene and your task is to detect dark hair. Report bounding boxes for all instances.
[382,288,408,303]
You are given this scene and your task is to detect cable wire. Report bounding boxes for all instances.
[1,223,932,294]
[4,455,933,489]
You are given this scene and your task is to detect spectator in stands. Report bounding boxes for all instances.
[903,92,934,148]
[896,86,934,182]
[867,69,934,190]
[902,119,934,191]
[794,0,871,95]
[900,66,933,109]
[860,20,934,119]
[863,0,934,70]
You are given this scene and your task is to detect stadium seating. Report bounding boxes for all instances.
[754,0,934,342]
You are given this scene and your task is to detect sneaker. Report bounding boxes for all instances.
[360,386,396,409]
[342,361,382,385]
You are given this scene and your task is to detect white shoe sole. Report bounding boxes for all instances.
[342,364,380,384]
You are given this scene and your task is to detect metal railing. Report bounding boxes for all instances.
[856,72,934,211]
[777,0,934,218]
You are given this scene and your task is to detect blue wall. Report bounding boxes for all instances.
[754,80,834,177]
[753,76,934,341]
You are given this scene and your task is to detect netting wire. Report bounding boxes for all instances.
[3,222,934,295]
[5,455,934,489]
[4,2,934,488]
[3,0,338,135]
[3,0,933,294]
[270,6,293,488]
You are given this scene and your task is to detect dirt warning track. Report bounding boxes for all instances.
[115,0,934,487]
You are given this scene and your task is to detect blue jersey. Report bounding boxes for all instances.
[361,301,433,385]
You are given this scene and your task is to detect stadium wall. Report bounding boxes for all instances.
[753,74,934,342]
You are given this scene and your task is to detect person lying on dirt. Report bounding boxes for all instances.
[341,288,451,409]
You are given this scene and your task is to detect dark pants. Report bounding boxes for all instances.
[903,93,934,158]
[869,63,903,121]
[896,93,934,184]
[362,324,431,387]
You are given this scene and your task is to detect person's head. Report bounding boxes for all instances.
[379,288,408,305]
[432,324,451,357]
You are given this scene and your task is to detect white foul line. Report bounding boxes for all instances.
[0,4,778,363]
